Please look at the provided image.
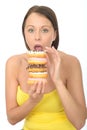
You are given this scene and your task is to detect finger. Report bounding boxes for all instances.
[49,46,61,64]
[41,79,47,93]
[28,89,34,95]
[35,79,47,94]
[28,81,38,95]
[32,93,37,98]
[45,46,55,54]
[36,81,42,94]
[31,81,38,92]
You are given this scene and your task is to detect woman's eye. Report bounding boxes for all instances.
[42,29,49,33]
[28,29,34,33]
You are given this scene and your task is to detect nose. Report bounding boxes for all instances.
[35,30,41,40]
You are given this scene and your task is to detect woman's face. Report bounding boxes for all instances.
[24,13,56,51]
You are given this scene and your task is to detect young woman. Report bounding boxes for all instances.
[5,5,86,130]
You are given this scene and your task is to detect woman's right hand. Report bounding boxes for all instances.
[28,79,47,103]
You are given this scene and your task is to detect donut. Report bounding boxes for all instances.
[27,50,47,58]
[27,67,47,73]
[27,50,48,85]
[28,72,48,85]
[28,57,47,64]
[29,72,48,78]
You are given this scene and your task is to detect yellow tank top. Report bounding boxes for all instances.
[16,86,76,130]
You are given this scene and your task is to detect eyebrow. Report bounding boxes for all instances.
[26,25,52,28]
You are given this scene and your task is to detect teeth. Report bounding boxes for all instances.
[27,50,46,54]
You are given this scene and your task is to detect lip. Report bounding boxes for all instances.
[34,44,43,51]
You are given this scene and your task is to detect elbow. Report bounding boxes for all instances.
[8,119,17,125]
[76,120,86,130]
[6,110,21,125]
[74,116,86,130]
[7,117,18,125]
[73,106,87,129]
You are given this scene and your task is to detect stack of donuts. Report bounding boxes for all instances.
[27,50,48,85]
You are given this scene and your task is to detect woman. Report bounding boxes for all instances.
[5,5,86,130]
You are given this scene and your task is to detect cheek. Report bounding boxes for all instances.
[24,32,33,43]
[24,33,33,49]
[43,35,53,46]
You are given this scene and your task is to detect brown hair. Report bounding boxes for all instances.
[22,5,59,50]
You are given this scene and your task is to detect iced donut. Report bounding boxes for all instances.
[27,50,48,85]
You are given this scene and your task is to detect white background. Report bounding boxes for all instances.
[0,0,87,129]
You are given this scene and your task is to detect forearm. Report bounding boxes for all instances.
[55,80,86,129]
[7,99,37,125]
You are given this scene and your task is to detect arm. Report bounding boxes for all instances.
[60,56,86,128]
[46,47,86,129]
[5,56,44,125]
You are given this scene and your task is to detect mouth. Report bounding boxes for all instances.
[34,45,43,51]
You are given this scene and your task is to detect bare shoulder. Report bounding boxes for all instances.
[5,53,26,69]
[59,50,81,68]
[58,50,82,79]
[6,55,20,68]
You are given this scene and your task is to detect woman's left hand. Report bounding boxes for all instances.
[45,46,61,83]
